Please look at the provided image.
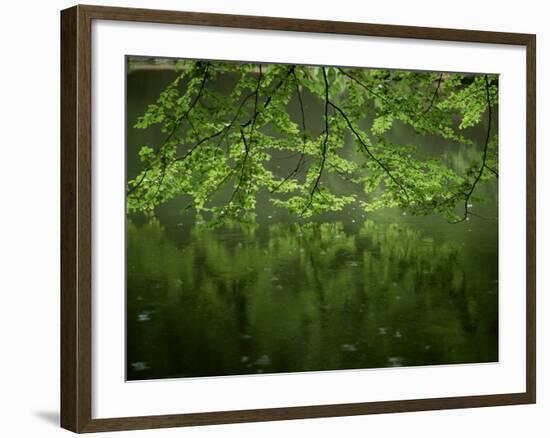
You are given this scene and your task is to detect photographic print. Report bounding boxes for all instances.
[125,56,499,381]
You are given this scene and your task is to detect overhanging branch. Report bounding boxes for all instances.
[451,74,494,223]
[329,101,410,203]
[302,67,330,214]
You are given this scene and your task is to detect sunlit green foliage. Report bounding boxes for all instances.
[127,60,498,224]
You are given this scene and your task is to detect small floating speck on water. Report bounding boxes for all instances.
[351,219,356,223]
[175,279,183,287]
[388,357,402,367]
[268,215,272,219]
[275,285,283,290]
[395,295,401,300]
[467,203,473,208]
[131,361,149,371]
[402,212,407,216]
[300,248,305,252]
[271,276,279,282]
[255,355,271,366]
[424,345,431,350]
[241,334,252,340]
[347,261,360,267]
[378,327,387,335]
[394,331,402,338]
[138,312,151,322]
[241,356,249,363]
[341,344,357,352]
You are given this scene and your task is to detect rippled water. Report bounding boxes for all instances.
[126,212,498,380]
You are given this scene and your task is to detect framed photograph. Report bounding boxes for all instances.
[60,4,536,433]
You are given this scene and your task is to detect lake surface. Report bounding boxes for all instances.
[126,68,498,380]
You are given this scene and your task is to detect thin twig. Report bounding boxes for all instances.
[451,75,493,223]
[270,72,309,194]
[420,73,443,116]
[227,129,251,206]
[302,67,330,214]
[329,101,410,203]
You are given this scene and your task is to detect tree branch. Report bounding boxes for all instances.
[163,62,210,147]
[270,154,306,194]
[485,164,499,178]
[241,65,295,129]
[451,75,493,223]
[302,67,330,214]
[127,63,210,196]
[329,101,410,203]
[227,129,251,207]
[292,71,307,133]
[420,73,443,116]
[270,70,309,195]
[340,68,444,124]
[337,68,392,107]
[166,90,257,163]
[247,65,263,142]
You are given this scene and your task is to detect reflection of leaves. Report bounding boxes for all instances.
[127,59,498,225]
[127,218,497,379]
[359,220,460,289]
[127,219,463,294]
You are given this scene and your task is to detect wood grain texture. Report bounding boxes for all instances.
[60,5,78,432]
[78,4,534,44]
[79,393,533,433]
[525,34,536,403]
[60,4,536,433]
[61,5,93,432]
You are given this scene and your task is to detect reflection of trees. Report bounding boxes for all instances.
[127,219,498,380]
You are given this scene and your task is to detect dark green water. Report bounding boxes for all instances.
[126,68,498,380]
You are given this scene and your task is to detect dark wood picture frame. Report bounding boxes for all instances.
[61,4,536,433]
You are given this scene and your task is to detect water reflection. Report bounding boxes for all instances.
[127,219,498,380]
